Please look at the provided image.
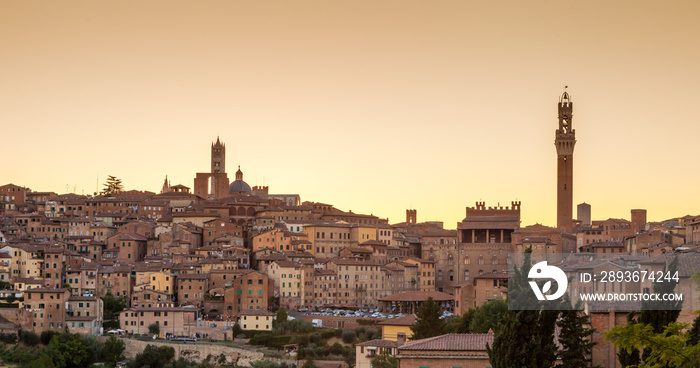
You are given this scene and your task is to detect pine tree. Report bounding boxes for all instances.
[410,297,446,340]
[637,256,683,365]
[616,313,641,368]
[487,250,558,368]
[101,175,123,195]
[689,314,700,346]
[556,295,599,368]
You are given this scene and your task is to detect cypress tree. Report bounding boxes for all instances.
[410,297,446,340]
[556,295,599,368]
[487,250,558,368]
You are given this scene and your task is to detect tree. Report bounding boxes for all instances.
[410,297,446,340]
[617,313,641,368]
[556,296,598,368]
[103,292,126,319]
[129,344,175,368]
[47,332,95,368]
[29,353,57,368]
[625,256,683,365]
[606,322,700,368]
[370,351,397,368]
[101,175,124,196]
[487,250,559,368]
[148,323,160,335]
[689,314,700,346]
[470,299,507,333]
[102,335,126,364]
[276,307,288,324]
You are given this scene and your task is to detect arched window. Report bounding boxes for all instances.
[478,270,484,276]
[465,255,471,265]
[449,270,454,282]
[492,255,498,265]
[464,270,470,282]
[478,255,484,265]
[438,270,443,282]
[448,255,454,265]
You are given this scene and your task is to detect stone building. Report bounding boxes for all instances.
[397,334,494,368]
[422,202,519,294]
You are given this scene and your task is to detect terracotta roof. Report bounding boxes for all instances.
[399,333,494,351]
[356,339,398,348]
[378,314,417,326]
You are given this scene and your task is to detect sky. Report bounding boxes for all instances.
[2,0,699,229]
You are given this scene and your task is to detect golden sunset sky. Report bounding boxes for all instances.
[2,0,699,229]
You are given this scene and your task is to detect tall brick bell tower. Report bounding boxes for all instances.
[555,89,576,233]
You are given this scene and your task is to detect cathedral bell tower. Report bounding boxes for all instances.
[211,137,225,174]
[555,89,576,233]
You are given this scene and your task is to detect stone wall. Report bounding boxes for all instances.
[115,338,296,367]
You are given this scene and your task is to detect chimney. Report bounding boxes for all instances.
[397,332,407,347]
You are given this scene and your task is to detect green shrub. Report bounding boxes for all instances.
[19,330,40,346]
[40,330,57,345]
[309,332,321,343]
[341,331,355,344]
[0,332,17,344]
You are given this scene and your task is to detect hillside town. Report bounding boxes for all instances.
[2,100,700,367]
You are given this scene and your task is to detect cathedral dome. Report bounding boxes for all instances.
[228,165,252,194]
[229,180,252,194]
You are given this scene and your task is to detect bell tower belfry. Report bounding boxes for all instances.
[211,137,225,174]
[555,89,576,233]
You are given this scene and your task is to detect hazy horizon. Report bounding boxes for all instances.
[2,0,699,229]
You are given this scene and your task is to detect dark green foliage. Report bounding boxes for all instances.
[276,307,288,324]
[409,297,446,340]
[4,293,16,304]
[0,332,17,344]
[0,343,43,364]
[101,175,124,195]
[249,332,293,349]
[621,256,682,366]
[689,313,700,346]
[556,296,598,368]
[47,332,95,368]
[616,313,641,368]
[470,299,507,333]
[103,319,120,329]
[330,342,345,356]
[148,322,161,335]
[0,281,11,289]
[334,328,343,338]
[19,329,41,346]
[40,330,58,345]
[639,256,683,333]
[0,331,131,368]
[129,344,176,368]
[291,334,310,346]
[103,292,127,320]
[445,309,474,334]
[321,330,336,339]
[229,322,242,338]
[487,250,559,368]
[370,351,397,368]
[272,319,314,335]
[341,330,356,344]
[29,352,58,368]
[102,335,126,364]
[309,332,322,343]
